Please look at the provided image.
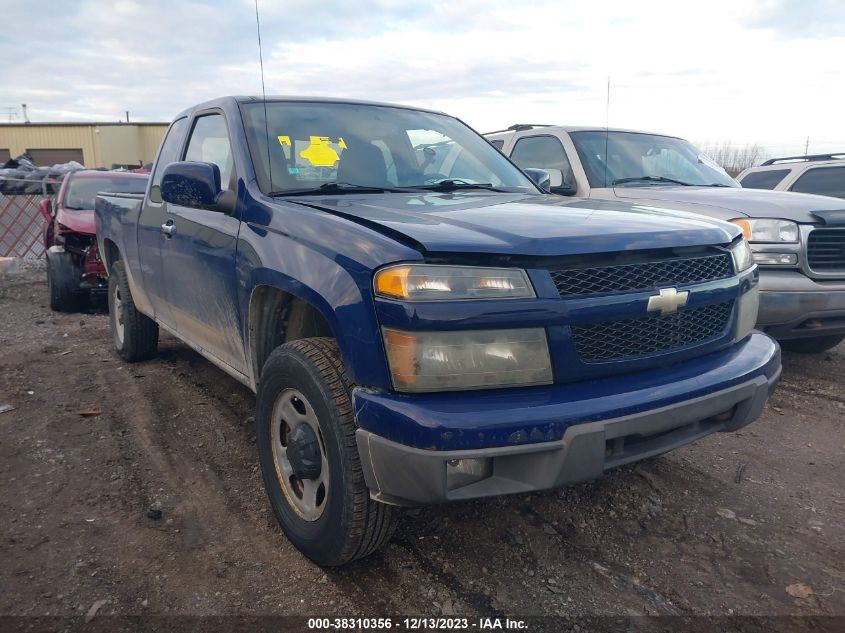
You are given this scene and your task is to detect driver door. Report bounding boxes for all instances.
[160,111,247,375]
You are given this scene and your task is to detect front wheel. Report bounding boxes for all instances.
[46,250,80,312]
[780,334,844,354]
[256,337,397,566]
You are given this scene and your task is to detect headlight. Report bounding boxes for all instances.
[731,219,798,243]
[729,239,754,272]
[374,264,534,301]
[383,327,552,392]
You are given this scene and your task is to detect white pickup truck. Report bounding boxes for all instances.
[485,125,845,353]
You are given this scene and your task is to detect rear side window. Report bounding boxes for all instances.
[150,117,188,203]
[739,169,790,190]
[790,166,845,198]
[184,114,235,190]
[489,139,504,150]
[510,135,574,184]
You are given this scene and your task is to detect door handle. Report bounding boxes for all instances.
[161,221,176,237]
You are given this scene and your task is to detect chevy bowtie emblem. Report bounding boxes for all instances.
[647,287,689,315]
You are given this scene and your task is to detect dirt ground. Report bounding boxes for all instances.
[1,268,844,624]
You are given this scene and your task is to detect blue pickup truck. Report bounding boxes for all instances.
[96,96,780,566]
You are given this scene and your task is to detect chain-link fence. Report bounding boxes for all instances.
[0,179,48,260]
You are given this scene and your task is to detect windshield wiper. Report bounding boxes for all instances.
[612,176,693,187]
[409,179,506,192]
[269,182,413,197]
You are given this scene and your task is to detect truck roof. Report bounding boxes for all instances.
[484,124,679,139]
[69,169,149,180]
[174,96,447,120]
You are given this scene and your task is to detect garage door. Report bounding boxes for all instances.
[0,149,10,164]
[26,148,84,167]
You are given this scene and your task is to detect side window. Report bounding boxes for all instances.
[739,169,791,190]
[790,166,845,198]
[510,135,574,184]
[149,117,188,203]
[489,139,504,150]
[184,114,235,191]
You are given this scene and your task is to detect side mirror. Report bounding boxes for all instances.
[523,168,551,193]
[38,198,53,221]
[161,161,234,212]
[545,168,577,196]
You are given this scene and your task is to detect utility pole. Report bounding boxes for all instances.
[125,110,129,123]
[804,136,809,155]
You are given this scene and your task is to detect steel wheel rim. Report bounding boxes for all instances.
[112,283,124,345]
[270,388,329,521]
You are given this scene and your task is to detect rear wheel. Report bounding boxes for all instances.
[46,250,80,312]
[108,260,158,362]
[780,335,844,354]
[256,337,397,566]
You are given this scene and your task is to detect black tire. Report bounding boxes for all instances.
[108,259,159,362]
[780,334,845,354]
[256,337,397,566]
[46,250,80,312]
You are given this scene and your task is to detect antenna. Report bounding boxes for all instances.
[254,0,273,188]
[604,76,610,188]
[0,107,19,123]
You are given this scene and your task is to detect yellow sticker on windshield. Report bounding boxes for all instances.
[277,135,291,146]
[300,136,340,167]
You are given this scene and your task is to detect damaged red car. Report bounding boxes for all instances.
[40,170,148,311]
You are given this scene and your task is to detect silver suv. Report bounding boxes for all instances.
[737,154,845,199]
[486,125,845,353]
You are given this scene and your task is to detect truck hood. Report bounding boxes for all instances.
[293,192,740,256]
[608,186,845,223]
[55,206,96,235]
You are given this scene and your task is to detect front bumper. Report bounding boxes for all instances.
[354,332,780,505]
[757,270,845,339]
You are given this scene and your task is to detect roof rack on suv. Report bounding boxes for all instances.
[484,123,555,135]
[761,153,845,166]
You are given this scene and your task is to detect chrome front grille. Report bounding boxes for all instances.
[807,228,845,271]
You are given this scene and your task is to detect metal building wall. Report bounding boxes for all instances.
[0,123,168,168]
[0,125,99,166]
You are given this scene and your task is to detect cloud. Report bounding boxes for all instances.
[1,0,843,156]
[745,0,845,39]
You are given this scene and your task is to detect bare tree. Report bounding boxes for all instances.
[697,142,768,177]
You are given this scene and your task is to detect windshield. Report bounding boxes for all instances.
[241,101,538,194]
[570,131,738,189]
[64,175,148,210]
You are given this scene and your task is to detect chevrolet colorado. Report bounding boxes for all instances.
[96,96,780,566]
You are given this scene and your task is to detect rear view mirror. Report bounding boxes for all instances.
[523,168,551,193]
[546,169,577,196]
[161,161,233,211]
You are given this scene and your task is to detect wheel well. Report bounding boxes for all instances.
[102,239,120,271]
[249,285,334,382]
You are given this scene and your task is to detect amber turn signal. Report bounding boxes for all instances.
[731,219,753,240]
[374,266,412,299]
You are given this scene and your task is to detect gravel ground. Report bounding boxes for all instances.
[1,269,843,626]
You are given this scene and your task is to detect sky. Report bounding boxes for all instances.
[1,0,844,157]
